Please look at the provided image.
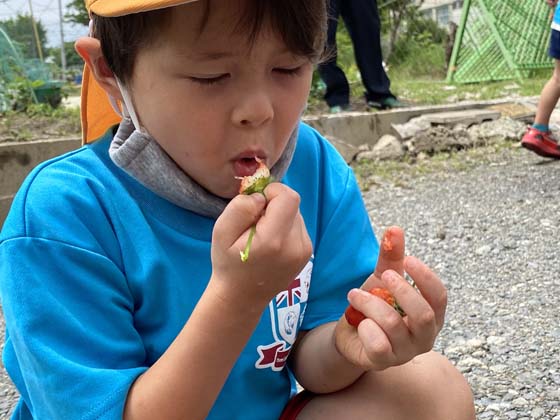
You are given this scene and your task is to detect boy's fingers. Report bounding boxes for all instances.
[214,193,267,247]
[381,269,438,352]
[374,226,405,277]
[256,183,301,239]
[404,256,447,331]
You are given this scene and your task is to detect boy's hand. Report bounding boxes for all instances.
[209,182,312,308]
[547,0,558,8]
[334,227,447,371]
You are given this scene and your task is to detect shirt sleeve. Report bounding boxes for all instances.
[300,147,379,331]
[0,237,147,420]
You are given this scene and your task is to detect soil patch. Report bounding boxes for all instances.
[0,111,81,143]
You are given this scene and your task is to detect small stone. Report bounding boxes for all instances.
[486,402,510,411]
[512,397,529,407]
[475,245,492,255]
[531,407,545,418]
[505,411,519,420]
[490,364,508,373]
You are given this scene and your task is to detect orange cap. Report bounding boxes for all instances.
[80,0,199,144]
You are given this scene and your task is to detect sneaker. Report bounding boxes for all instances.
[521,127,560,159]
[329,104,351,114]
[367,96,405,110]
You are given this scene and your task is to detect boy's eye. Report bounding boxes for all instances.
[274,66,304,76]
[189,74,230,85]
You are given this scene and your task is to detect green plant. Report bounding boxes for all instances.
[24,102,79,119]
[3,76,37,111]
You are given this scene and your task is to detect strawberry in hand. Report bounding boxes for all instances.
[344,229,408,326]
[345,287,405,327]
[236,158,273,262]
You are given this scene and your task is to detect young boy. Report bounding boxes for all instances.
[521,0,560,159]
[0,1,475,419]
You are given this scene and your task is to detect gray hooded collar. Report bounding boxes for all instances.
[109,118,298,219]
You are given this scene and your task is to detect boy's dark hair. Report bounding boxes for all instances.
[92,0,327,84]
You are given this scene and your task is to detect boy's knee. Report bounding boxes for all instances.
[298,352,475,420]
[411,352,476,419]
[364,351,475,420]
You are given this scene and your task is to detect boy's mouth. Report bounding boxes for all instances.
[233,156,263,177]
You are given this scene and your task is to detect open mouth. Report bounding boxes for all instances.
[233,157,261,177]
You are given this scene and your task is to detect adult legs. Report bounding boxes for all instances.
[317,0,351,108]
[340,0,395,104]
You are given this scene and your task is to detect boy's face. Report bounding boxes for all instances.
[128,1,314,198]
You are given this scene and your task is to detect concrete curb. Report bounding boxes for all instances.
[303,98,519,147]
[1,138,81,227]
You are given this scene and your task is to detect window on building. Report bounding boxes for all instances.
[437,5,450,26]
[453,1,463,9]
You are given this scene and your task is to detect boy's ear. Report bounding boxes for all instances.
[75,37,123,102]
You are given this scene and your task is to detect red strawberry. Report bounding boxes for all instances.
[344,287,405,327]
[237,158,272,195]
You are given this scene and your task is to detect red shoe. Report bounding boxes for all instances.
[521,127,560,159]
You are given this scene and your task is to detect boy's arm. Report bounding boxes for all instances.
[124,282,268,419]
[124,183,312,420]
[290,323,366,393]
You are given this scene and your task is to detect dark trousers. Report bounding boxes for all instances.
[318,0,394,107]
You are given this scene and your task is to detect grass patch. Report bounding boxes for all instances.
[390,75,548,106]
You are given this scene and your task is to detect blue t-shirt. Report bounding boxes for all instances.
[553,3,560,30]
[0,122,378,420]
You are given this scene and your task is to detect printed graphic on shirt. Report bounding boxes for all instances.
[255,258,313,371]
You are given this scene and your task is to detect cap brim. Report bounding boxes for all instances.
[89,0,199,17]
[80,64,121,144]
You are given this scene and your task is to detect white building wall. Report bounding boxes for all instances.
[418,0,463,27]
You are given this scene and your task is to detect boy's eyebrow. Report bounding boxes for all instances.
[180,50,236,61]
[179,47,294,61]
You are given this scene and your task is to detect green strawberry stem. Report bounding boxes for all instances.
[238,173,273,263]
[240,225,256,262]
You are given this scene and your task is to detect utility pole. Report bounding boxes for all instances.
[27,0,44,62]
[57,0,67,79]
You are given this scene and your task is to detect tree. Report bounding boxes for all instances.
[379,0,426,61]
[49,41,83,70]
[0,14,47,60]
[65,0,89,26]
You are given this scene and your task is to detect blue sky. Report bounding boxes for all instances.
[0,0,87,47]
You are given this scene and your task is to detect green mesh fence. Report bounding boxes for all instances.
[447,0,554,84]
[0,27,27,110]
[0,26,64,111]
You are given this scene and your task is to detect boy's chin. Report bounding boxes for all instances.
[211,186,239,200]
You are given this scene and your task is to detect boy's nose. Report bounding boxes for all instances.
[231,91,274,127]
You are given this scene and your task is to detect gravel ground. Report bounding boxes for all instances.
[1,142,559,419]
[362,144,560,419]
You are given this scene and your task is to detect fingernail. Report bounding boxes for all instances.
[404,256,417,272]
[348,288,370,302]
[252,193,266,206]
